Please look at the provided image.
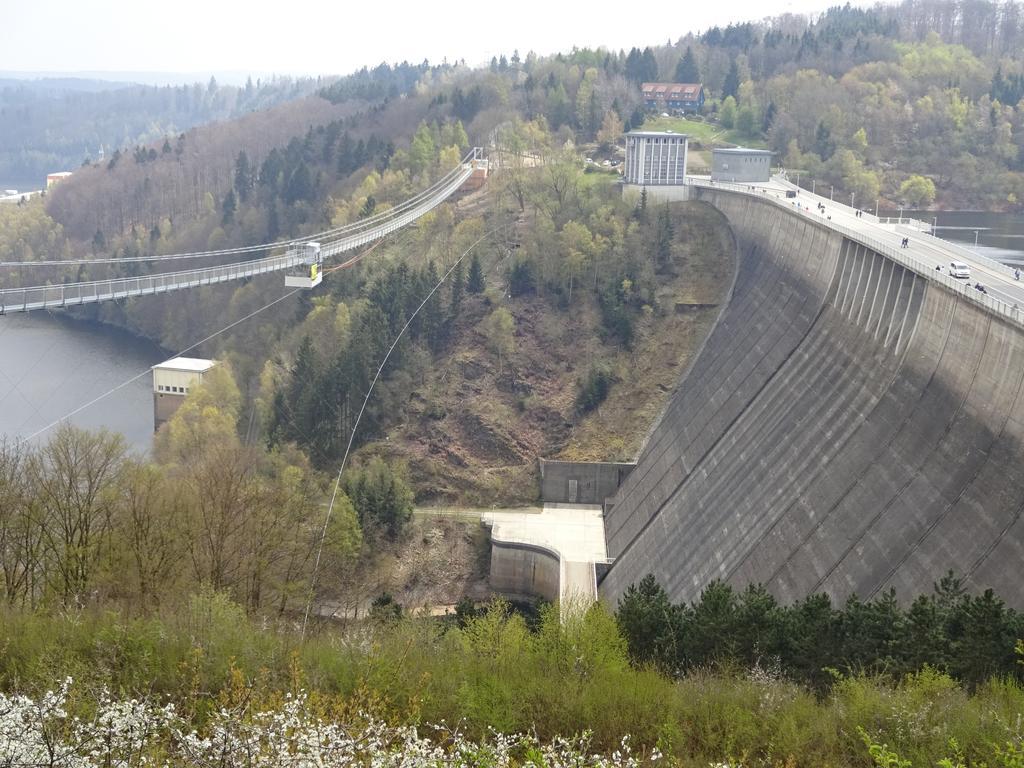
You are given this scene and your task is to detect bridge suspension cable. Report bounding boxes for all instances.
[0,149,483,313]
[0,148,482,267]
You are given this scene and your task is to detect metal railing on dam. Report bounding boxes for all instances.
[687,178,1024,330]
[601,178,1024,610]
[0,153,478,314]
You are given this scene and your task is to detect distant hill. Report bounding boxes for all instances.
[0,75,334,186]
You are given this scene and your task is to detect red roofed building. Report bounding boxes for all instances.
[641,82,705,113]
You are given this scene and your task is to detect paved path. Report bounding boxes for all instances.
[763,178,1024,309]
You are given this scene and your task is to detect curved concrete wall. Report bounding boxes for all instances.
[490,539,561,602]
[600,190,1024,608]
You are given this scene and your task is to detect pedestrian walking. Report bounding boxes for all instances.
[1015,268,1020,281]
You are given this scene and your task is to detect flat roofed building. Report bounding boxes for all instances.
[46,171,73,188]
[152,357,217,431]
[624,131,689,186]
[641,82,705,113]
[711,147,773,183]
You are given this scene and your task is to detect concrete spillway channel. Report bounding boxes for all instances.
[599,188,1024,609]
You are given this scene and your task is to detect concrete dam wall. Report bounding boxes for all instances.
[599,189,1024,608]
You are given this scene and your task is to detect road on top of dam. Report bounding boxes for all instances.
[743,176,1024,310]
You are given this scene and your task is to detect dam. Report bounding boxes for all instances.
[598,180,1024,609]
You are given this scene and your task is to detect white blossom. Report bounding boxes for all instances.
[0,680,667,767]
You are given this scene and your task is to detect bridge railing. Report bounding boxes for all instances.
[0,159,477,314]
[0,253,300,313]
[688,179,1024,329]
[307,148,481,249]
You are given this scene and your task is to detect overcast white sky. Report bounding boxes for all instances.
[2,0,872,81]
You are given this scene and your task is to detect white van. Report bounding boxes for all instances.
[949,261,970,279]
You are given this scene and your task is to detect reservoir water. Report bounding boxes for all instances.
[0,313,165,453]
[1,209,1021,454]
[897,209,1024,264]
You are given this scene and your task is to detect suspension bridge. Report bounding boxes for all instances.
[0,148,485,313]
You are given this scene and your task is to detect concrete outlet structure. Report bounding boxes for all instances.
[538,459,635,504]
[152,357,217,431]
[485,505,608,606]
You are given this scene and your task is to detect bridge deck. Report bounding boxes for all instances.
[0,164,474,313]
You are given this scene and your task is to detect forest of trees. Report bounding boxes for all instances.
[616,574,1024,692]
[4,5,1024,761]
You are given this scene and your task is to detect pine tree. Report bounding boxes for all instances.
[467,253,485,293]
[420,262,444,352]
[722,60,740,100]
[615,574,680,671]
[635,186,648,223]
[221,189,236,226]
[234,150,252,202]
[674,46,700,83]
[655,205,674,270]
[449,260,465,319]
[285,161,313,205]
[287,335,320,445]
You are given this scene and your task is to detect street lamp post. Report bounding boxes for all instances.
[974,229,980,247]
[811,179,816,195]
[932,216,937,235]
[898,203,904,223]
[874,199,879,217]
[850,191,855,209]
[830,185,834,201]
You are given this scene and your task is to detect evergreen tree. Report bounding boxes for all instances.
[286,335,320,445]
[234,150,252,202]
[628,105,646,132]
[654,205,674,270]
[674,46,700,83]
[634,186,648,223]
[722,60,740,99]
[420,261,444,351]
[343,456,414,539]
[221,189,236,226]
[616,574,680,672]
[641,47,659,82]
[285,161,313,204]
[467,252,485,293]
[449,260,465,319]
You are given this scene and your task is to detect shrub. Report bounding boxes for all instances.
[576,365,614,414]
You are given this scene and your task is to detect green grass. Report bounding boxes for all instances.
[640,115,769,150]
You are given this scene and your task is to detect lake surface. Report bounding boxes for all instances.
[1,208,1021,455]
[891,209,1024,264]
[0,313,166,453]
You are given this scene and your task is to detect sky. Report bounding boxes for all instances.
[1,0,872,82]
